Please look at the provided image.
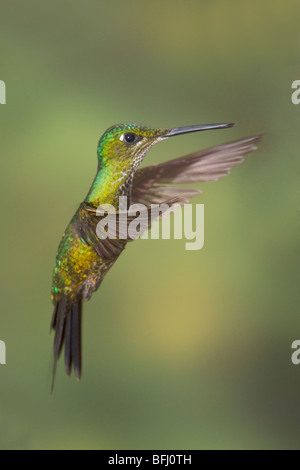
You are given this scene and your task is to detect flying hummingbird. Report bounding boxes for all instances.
[51,123,261,387]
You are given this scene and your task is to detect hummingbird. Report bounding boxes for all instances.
[51,123,261,387]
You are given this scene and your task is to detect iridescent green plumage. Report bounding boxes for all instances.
[51,122,261,387]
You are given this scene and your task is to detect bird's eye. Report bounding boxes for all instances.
[124,132,137,143]
[121,132,139,144]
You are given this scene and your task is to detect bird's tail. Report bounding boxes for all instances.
[50,296,82,391]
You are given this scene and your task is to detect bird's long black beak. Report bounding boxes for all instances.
[164,123,234,138]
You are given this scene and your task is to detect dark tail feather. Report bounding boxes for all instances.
[64,310,72,376]
[50,297,82,391]
[50,301,59,331]
[71,300,82,381]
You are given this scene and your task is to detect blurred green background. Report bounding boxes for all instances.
[0,0,299,450]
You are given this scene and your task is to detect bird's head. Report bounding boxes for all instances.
[97,122,234,171]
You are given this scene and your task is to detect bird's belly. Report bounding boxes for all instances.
[82,257,115,300]
[52,236,105,302]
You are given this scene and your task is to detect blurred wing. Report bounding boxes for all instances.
[131,135,262,205]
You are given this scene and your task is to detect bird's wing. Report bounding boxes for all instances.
[77,205,126,260]
[78,199,182,247]
[131,135,262,205]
